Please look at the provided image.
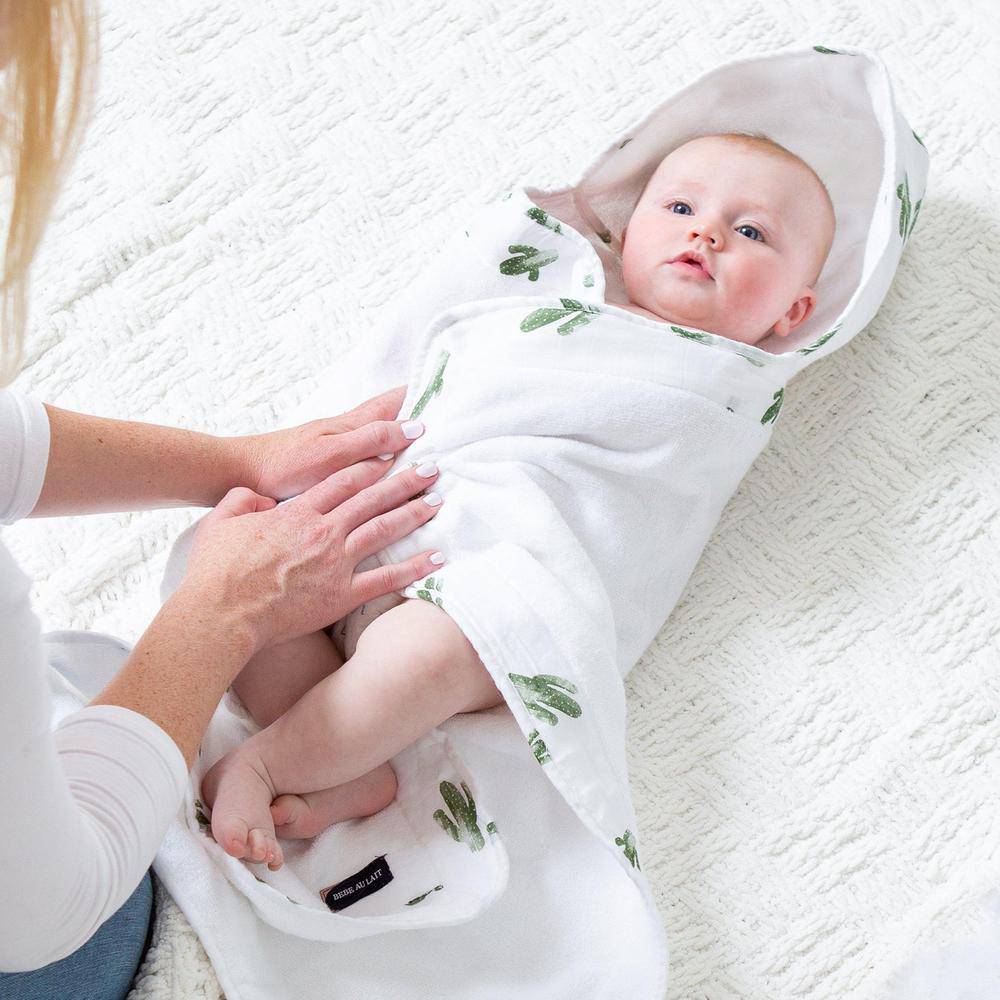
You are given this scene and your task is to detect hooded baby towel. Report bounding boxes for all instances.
[156,44,928,999]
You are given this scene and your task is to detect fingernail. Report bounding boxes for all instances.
[430,552,446,565]
[416,461,438,478]
[378,453,394,461]
[401,420,424,439]
[423,491,443,507]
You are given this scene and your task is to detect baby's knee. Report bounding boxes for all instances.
[358,597,483,694]
[398,600,502,711]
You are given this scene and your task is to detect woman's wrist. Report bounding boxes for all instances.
[197,434,254,506]
[164,580,262,666]
[90,582,261,767]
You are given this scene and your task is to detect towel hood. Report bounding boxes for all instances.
[525,44,929,375]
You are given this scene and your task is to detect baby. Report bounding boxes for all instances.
[201,133,837,870]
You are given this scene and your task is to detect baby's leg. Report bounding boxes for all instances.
[204,629,395,868]
[233,630,343,729]
[205,599,504,857]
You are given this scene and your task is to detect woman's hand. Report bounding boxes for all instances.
[180,455,444,655]
[234,386,422,501]
[90,404,445,769]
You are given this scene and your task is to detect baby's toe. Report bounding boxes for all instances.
[247,827,271,863]
[212,813,250,860]
[266,840,284,871]
[247,827,283,870]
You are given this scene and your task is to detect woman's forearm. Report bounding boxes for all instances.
[30,403,250,516]
[90,584,258,768]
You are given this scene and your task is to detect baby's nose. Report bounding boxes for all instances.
[688,226,718,246]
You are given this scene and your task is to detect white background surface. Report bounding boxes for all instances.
[4,1,999,996]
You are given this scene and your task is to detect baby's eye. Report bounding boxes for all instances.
[665,201,693,215]
[737,224,764,242]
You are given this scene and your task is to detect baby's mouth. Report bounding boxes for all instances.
[668,259,714,281]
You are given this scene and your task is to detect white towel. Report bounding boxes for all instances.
[155,43,928,999]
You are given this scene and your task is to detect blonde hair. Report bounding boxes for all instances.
[0,0,97,387]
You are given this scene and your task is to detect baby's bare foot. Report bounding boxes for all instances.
[201,747,284,870]
[271,762,398,840]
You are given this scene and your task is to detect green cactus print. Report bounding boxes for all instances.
[508,673,582,726]
[249,870,300,903]
[521,298,601,336]
[583,273,595,288]
[813,45,841,54]
[406,885,444,906]
[896,173,922,242]
[732,350,765,368]
[486,821,498,835]
[433,780,486,852]
[912,129,925,148]
[526,206,563,235]
[194,799,210,831]
[527,728,552,765]
[615,829,641,870]
[908,199,922,241]
[500,244,559,282]
[670,324,712,344]
[501,191,514,201]
[409,350,450,419]
[761,387,785,425]
[668,324,765,367]
[797,323,843,355]
[416,574,444,608]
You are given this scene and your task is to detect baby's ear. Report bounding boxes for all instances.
[774,289,816,336]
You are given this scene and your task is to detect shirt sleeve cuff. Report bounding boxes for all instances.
[0,389,50,524]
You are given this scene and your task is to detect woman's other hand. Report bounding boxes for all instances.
[180,455,445,655]
[90,434,446,769]
[235,386,424,501]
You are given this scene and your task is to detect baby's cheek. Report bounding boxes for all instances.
[621,253,650,302]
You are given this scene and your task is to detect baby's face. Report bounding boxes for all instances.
[620,137,834,345]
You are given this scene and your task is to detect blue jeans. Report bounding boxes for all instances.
[0,870,154,1000]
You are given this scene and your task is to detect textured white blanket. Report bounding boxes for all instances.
[5,2,998,998]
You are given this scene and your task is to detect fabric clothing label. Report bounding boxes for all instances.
[321,855,394,911]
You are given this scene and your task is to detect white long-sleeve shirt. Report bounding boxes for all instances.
[0,388,187,972]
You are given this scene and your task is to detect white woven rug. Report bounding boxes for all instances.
[5,1,999,997]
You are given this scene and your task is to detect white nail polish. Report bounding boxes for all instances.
[402,420,425,439]
[416,461,438,478]
[378,453,394,461]
[430,552,446,565]
[423,491,443,507]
